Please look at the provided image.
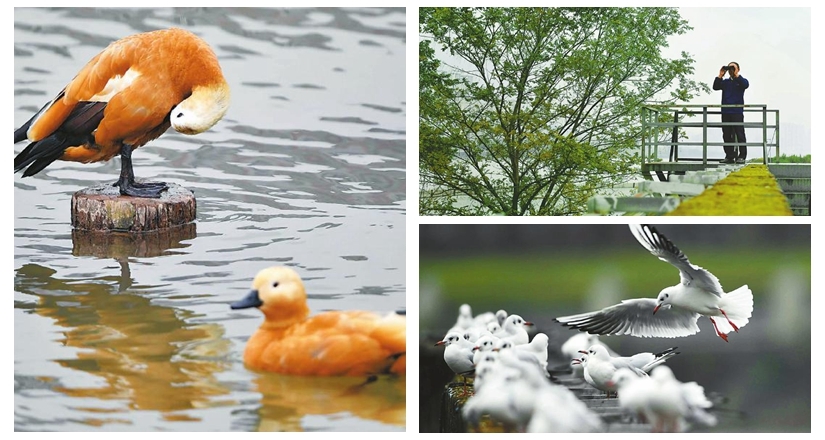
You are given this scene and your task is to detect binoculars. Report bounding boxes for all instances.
[722,65,735,72]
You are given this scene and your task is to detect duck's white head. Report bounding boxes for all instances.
[171,83,230,135]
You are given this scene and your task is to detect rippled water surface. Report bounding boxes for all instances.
[13,7,406,432]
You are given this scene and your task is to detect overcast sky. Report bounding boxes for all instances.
[668,7,811,156]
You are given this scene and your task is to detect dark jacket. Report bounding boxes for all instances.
[713,76,749,114]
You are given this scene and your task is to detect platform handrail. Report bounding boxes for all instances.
[641,104,779,169]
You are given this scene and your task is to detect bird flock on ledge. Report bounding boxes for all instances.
[434,224,753,433]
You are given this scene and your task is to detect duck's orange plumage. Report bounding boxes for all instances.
[231,267,406,377]
[14,28,229,198]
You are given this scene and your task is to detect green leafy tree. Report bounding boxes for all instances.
[420,7,709,215]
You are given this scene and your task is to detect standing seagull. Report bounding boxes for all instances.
[494,314,534,345]
[435,331,476,393]
[578,345,678,397]
[556,224,753,342]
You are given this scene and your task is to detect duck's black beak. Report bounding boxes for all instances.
[230,289,262,309]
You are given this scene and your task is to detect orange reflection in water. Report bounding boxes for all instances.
[16,263,232,424]
[251,372,406,431]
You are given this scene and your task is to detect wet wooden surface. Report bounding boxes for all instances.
[71,183,196,232]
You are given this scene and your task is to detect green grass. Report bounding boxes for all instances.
[420,246,810,308]
[768,154,811,164]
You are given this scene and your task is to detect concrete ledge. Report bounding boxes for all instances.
[587,196,680,215]
[588,164,805,216]
[783,193,811,211]
[635,181,705,196]
[768,163,811,178]
[776,178,811,192]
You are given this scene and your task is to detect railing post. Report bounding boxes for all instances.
[651,107,657,162]
[671,110,679,162]
[702,106,708,166]
[762,105,767,164]
[775,110,781,161]
[641,108,645,169]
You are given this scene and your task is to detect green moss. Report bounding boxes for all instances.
[667,165,793,216]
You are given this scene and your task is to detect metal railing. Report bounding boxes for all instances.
[641,104,779,167]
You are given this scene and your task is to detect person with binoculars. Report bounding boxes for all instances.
[713,62,750,164]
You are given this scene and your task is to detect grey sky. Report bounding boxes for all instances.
[668,7,811,155]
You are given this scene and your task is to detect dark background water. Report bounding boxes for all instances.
[13,7,406,432]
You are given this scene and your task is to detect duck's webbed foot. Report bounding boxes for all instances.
[115,143,168,198]
[114,179,169,198]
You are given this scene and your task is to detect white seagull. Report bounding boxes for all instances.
[578,345,678,397]
[435,331,475,392]
[451,303,474,331]
[556,224,754,342]
[514,333,549,370]
[494,314,534,345]
[560,333,617,378]
[584,344,679,375]
[472,334,500,365]
[494,337,549,376]
[647,365,717,432]
[610,368,657,424]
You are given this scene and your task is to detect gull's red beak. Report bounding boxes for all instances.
[578,350,588,355]
[653,304,661,314]
[525,321,534,326]
[435,340,446,346]
[472,346,480,351]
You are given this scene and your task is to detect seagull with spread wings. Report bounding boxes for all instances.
[556,224,753,342]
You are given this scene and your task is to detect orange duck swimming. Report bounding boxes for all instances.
[14,28,230,198]
[231,267,406,377]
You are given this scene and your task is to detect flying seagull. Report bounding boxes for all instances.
[555,224,753,342]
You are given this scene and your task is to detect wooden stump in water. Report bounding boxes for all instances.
[71,182,196,232]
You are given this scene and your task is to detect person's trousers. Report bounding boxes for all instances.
[722,113,746,159]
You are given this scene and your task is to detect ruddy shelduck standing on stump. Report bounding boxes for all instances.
[14,28,230,198]
[230,267,406,377]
